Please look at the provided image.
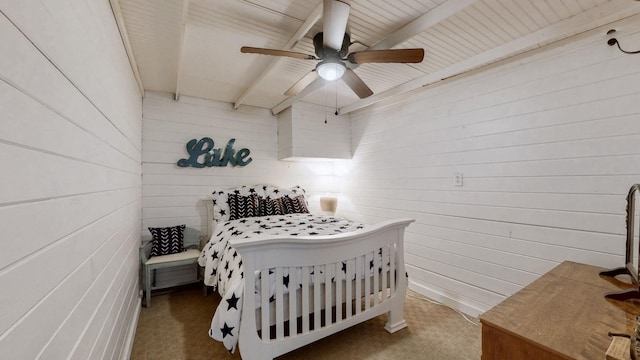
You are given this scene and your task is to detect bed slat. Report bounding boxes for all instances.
[356,254,363,314]
[336,261,342,322]
[381,246,388,303]
[324,264,331,327]
[313,265,321,330]
[275,267,284,339]
[365,252,371,310]
[373,249,380,306]
[390,244,396,294]
[302,266,310,333]
[289,266,297,336]
[261,268,269,341]
[345,258,353,319]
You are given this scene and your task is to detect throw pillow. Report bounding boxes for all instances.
[228,193,260,220]
[260,196,286,216]
[282,195,310,214]
[149,224,186,257]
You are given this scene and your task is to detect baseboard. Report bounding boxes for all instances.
[408,280,487,318]
[120,291,142,360]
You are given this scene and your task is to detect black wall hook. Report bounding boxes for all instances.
[607,29,640,54]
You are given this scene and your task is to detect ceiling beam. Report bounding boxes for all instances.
[340,0,640,114]
[174,0,190,101]
[370,0,478,50]
[271,0,478,115]
[233,2,323,109]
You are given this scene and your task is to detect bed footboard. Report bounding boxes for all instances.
[230,218,414,360]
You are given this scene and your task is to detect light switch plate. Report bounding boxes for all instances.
[454,173,463,187]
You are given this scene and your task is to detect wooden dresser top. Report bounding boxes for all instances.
[480,261,637,360]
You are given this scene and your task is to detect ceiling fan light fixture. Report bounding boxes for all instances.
[316,61,346,81]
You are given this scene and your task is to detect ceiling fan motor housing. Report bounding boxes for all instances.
[313,32,351,59]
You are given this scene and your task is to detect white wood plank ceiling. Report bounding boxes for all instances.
[114,0,640,114]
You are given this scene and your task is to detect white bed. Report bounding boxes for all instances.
[198,185,413,360]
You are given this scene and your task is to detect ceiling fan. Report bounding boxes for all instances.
[240,0,425,99]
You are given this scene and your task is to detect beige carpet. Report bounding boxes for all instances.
[131,284,481,359]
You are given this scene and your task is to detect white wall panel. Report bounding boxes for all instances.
[0,1,141,359]
[277,101,352,160]
[141,91,351,230]
[141,92,350,284]
[345,15,640,317]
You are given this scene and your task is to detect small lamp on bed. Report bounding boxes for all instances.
[319,174,339,216]
[320,196,338,215]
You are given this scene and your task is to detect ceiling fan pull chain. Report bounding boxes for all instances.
[335,80,339,116]
[324,81,328,124]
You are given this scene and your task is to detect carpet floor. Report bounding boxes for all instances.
[131,284,481,359]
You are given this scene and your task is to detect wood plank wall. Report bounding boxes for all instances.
[0,2,142,359]
[142,92,342,232]
[344,15,640,317]
[142,93,347,284]
[278,101,352,160]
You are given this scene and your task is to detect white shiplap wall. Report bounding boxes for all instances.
[142,92,350,231]
[277,101,352,160]
[142,92,349,285]
[344,15,640,317]
[0,2,142,359]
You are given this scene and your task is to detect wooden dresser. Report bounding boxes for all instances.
[479,261,637,360]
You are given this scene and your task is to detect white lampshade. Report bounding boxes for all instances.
[320,196,338,215]
[317,62,346,81]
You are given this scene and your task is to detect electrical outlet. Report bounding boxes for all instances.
[454,173,463,187]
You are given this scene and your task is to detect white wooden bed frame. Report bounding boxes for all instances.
[204,200,413,360]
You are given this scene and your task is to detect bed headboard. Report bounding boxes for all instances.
[204,196,215,239]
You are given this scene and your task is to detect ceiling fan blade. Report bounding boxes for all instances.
[284,70,319,96]
[348,48,425,64]
[241,46,317,60]
[342,68,373,99]
[323,0,350,50]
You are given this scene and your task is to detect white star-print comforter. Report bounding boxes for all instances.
[197,213,366,353]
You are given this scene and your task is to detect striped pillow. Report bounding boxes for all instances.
[260,195,309,216]
[228,193,260,220]
[282,195,309,214]
[149,225,186,257]
[260,197,286,216]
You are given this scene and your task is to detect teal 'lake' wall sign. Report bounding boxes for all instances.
[177,137,252,168]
